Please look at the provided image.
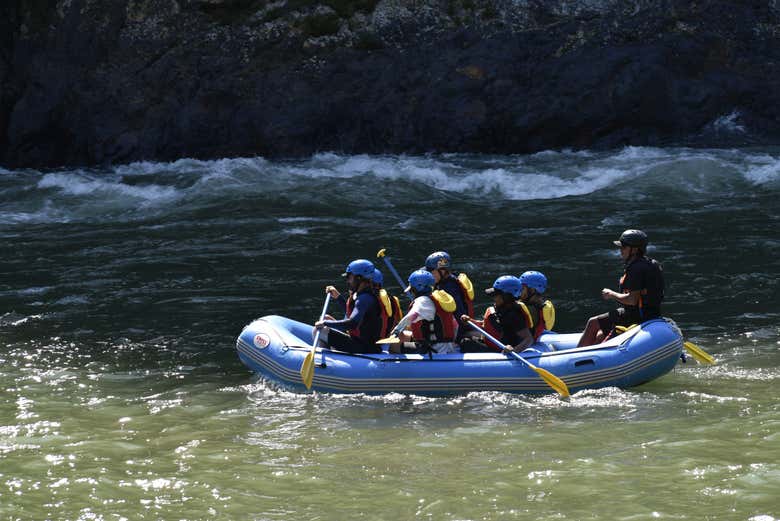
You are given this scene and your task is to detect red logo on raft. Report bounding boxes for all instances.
[253,333,271,349]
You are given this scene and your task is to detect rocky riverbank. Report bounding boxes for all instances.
[2,0,779,168]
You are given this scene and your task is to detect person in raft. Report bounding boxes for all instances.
[518,270,556,343]
[387,269,459,355]
[315,259,383,354]
[460,275,534,353]
[324,267,402,341]
[423,251,474,338]
[576,229,665,347]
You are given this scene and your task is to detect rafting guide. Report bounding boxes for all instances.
[577,229,665,347]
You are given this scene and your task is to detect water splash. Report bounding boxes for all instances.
[2,147,779,225]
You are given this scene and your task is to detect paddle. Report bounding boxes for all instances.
[683,341,715,365]
[466,318,570,398]
[376,248,413,301]
[300,293,332,390]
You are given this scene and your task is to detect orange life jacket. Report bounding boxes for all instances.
[482,306,502,340]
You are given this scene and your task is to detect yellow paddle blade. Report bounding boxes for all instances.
[614,324,639,333]
[376,334,400,344]
[376,248,387,258]
[532,365,570,398]
[684,341,715,365]
[299,349,315,390]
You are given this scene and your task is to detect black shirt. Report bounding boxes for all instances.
[620,256,664,319]
[488,302,530,346]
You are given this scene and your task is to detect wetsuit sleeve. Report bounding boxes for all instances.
[323,293,372,331]
[334,294,348,312]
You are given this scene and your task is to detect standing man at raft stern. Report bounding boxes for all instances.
[315,259,383,354]
[424,251,474,339]
[576,229,665,347]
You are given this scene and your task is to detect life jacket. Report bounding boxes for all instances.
[410,290,458,343]
[619,257,664,319]
[456,272,475,318]
[518,299,556,341]
[344,290,381,341]
[482,306,502,340]
[377,289,402,338]
[390,294,402,329]
[345,293,359,338]
[485,301,542,345]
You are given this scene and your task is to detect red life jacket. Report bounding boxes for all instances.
[482,307,502,340]
[344,293,360,339]
[410,295,457,343]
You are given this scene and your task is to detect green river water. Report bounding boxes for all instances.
[1,148,778,520]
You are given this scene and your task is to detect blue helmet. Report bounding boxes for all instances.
[406,269,435,294]
[425,251,451,271]
[342,259,375,279]
[486,275,523,298]
[519,271,547,294]
[373,268,384,286]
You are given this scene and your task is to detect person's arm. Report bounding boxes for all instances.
[317,293,370,330]
[500,310,534,352]
[325,286,348,311]
[601,288,640,306]
[603,261,646,305]
[461,314,482,327]
[391,311,419,336]
[510,328,534,351]
[391,297,434,335]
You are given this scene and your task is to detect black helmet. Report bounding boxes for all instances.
[613,229,648,248]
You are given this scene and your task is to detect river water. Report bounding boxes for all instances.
[1,147,778,520]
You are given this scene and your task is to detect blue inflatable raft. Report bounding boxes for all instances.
[235,316,684,395]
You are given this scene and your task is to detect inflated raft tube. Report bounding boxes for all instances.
[236,316,683,395]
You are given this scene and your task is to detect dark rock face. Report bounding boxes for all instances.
[2,0,780,168]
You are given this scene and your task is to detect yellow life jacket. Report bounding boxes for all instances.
[518,299,556,340]
[431,289,457,313]
[541,300,555,331]
[378,288,393,317]
[457,272,474,300]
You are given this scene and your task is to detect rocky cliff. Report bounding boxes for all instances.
[2,0,780,168]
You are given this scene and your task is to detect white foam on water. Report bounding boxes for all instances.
[284,152,652,200]
[743,154,780,185]
[3,147,779,224]
[38,172,179,201]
